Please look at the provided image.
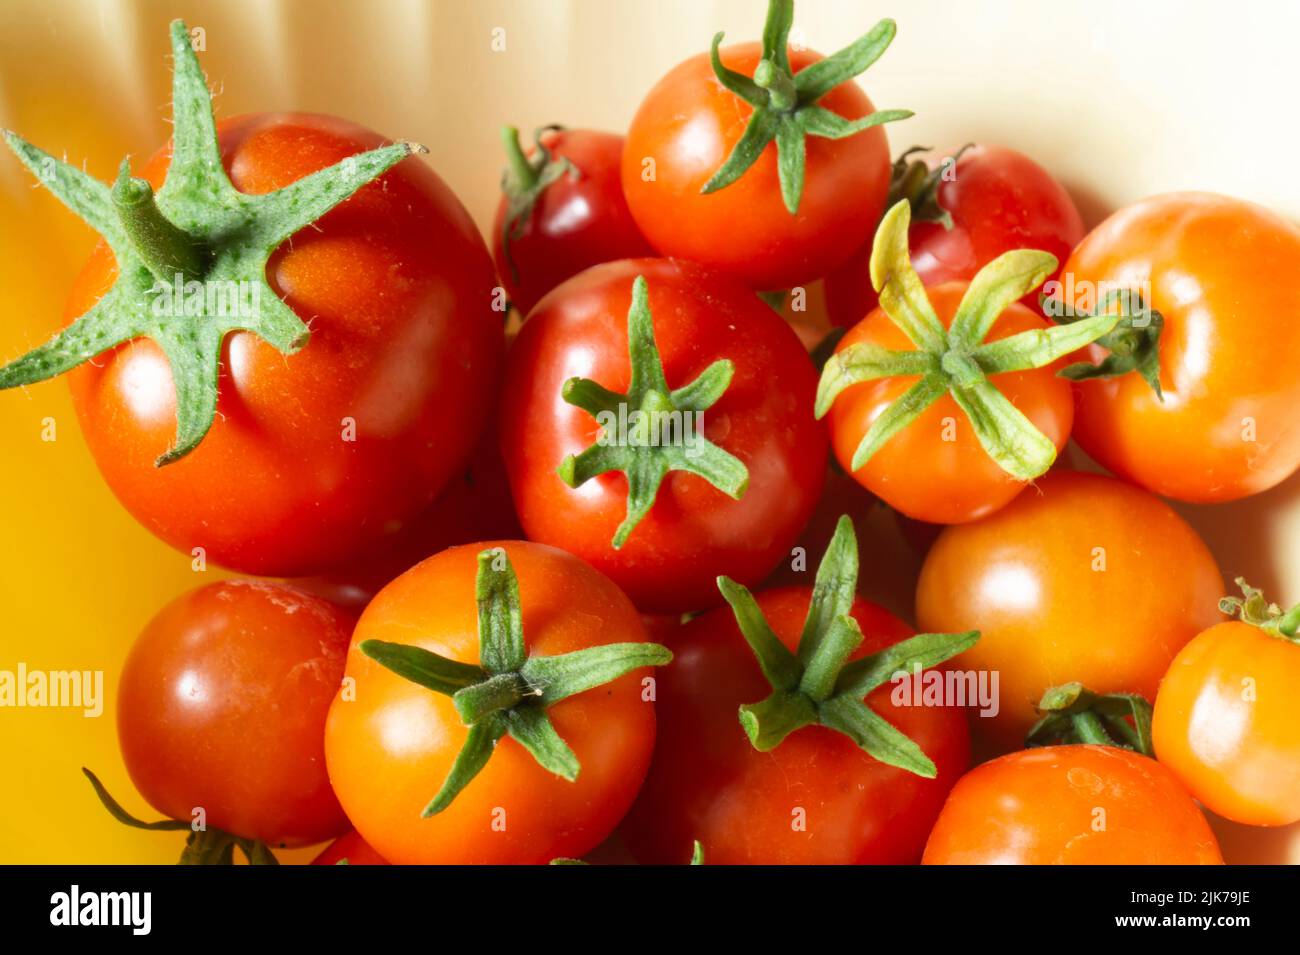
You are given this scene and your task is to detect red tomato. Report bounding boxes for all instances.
[922,745,1223,864]
[620,587,970,864]
[492,127,653,315]
[499,258,826,613]
[622,43,892,290]
[312,830,389,866]
[56,112,502,576]
[916,470,1224,750]
[1153,584,1300,826]
[825,145,1084,327]
[1061,192,1300,502]
[324,541,662,864]
[825,284,1074,524]
[116,580,353,848]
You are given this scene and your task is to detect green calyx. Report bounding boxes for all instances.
[82,768,278,865]
[361,548,672,816]
[557,275,749,548]
[1219,578,1300,645]
[885,144,974,229]
[718,514,978,778]
[816,200,1121,480]
[1044,288,1166,399]
[1026,683,1154,756]
[702,0,911,215]
[0,19,424,465]
[498,124,579,283]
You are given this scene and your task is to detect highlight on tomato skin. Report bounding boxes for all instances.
[921,745,1225,865]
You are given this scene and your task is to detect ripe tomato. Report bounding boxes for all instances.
[825,284,1075,523]
[1061,192,1300,502]
[1153,582,1300,826]
[0,24,503,577]
[825,144,1085,327]
[620,518,972,864]
[916,470,1224,749]
[499,258,826,613]
[922,745,1223,864]
[116,580,353,850]
[621,7,902,290]
[324,540,667,864]
[311,830,389,866]
[492,126,653,315]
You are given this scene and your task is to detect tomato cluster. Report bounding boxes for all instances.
[6,8,1300,867]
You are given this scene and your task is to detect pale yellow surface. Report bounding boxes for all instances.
[0,0,1295,863]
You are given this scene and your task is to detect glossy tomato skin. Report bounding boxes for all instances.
[64,113,503,577]
[1063,192,1300,502]
[311,830,389,866]
[500,258,827,614]
[622,43,891,290]
[923,745,1223,864]
[324,540,657,864]
[620,588,970,864]
[827,284,1074,524]
[492,128,654,315]
[916,470,1224,750]
[117,580,353,848]
[1153,622,1300,826]
[825,145,1084,327]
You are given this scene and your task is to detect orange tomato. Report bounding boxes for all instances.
[323,541,658,864]
[922,745,1223,864]
[916,470,1223,749]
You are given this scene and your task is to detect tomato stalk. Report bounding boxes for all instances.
[0,19,423,465]
[817,200,1121,480]
[701,0,911,214]
[885,144,974,229]
[1047,288,1166,399]
[360,548,672,815]
[719,514,978,778]
[1219,578,1300,644]
[497,124,579,284]
[557,275,749,548]
[1025,683,1154,755]
[81,768,278,865]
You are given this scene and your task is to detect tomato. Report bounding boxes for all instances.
[1153,582,1300,826]
[1060,192,1300,502]
[492,126,653,315]
[916,470,1224,750]
[620,517,972,864]
[922,745,1223,864]
[500,258,826,613]
[312,830,389,866]
[825,144,1084,327]
[116,580,353,850]
[621,6,902,290]
[0,23,502,576]
[825,285,1075,523]
[324,540,668,864]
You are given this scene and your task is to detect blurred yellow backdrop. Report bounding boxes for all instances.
[1,0,1297,863]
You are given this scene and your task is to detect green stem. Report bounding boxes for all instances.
[111,160,208,284]
[1025,682,1154,756]
[453,672,527,724]
[500,125,538,191]
[1219,578,1300,645]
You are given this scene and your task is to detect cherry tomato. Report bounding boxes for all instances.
[1153,584,1300,826]
[58,112,502,576]
[825,144,1084,327]
[825,284,1074,524]
[620,586,969,864]
[499,258,826,613]
[311,830,389,866]
[324,541,661,864]
[622,44,892,290]
[493,126,653,315]
[1061,192,1300,502]
[922,745,1223,864]
[116,580,354,848]
[916,470,1224,749]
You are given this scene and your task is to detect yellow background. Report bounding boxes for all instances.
[1,0,1297,863]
